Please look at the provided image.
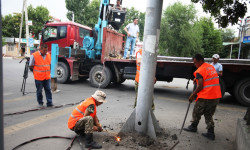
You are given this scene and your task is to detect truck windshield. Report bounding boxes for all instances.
[43,26,67,42]
[79,27,90,38]
[43,26,57,41]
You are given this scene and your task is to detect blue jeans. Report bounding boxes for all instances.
[35,79,53,105]
[123,36,136,58]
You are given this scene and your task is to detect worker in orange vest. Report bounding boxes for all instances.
[29,44,53,107]
[134,48,155,109]
[68,90,106,149]
[183,54,222,140]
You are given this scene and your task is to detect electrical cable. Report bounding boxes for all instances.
[12,135,77,150]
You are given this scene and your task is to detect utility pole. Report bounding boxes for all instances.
[18,0,25,57]
[120,0,163,139]
[24,0,30,57]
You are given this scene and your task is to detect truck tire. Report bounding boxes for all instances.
[57,62,70,84]
[89,65,112,88]
[219,78,226,97]
[233,78,250,106]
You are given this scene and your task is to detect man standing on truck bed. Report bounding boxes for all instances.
[29,44,53,107]
[68,90,106,149]
[122,18,139,59]
[211,54,223,76]
[184,54,221,140]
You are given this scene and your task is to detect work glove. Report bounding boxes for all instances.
[189,93,195,103]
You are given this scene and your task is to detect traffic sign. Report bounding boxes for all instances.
[29,38,34,47]
[243,36,250,43]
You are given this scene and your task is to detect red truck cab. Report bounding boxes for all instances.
[41,21,92,52]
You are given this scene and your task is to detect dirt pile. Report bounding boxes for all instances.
[101,128,179,150]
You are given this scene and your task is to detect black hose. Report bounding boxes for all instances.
[12,135,77,150]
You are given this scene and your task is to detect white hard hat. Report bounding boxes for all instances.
[212,54,220,59]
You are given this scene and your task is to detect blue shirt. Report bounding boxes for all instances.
[211,62,223,74]
[29,51,48,66]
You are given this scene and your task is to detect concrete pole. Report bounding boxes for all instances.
[24,0,30,57]
[135,0,163,138]
[18,0,25,57]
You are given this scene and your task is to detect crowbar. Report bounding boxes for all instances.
[179,101,191,134]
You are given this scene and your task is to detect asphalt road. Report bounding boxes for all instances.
[3,58,247,150]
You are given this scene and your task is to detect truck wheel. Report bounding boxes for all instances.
[234,78,250,106]
[219,78,226,97]
[89,65,112,88]
[57,62,70,84]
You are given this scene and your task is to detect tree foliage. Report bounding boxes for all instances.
[159,2,203,56]
[191,0,248,28]
[2,5,50,39]
[66,0,100,28]
[2,13,24,37]
[28,5,51,38]
[221,28,236,42]
[195,17,222,58]
[2,38,7,46]
[159,2,224,57]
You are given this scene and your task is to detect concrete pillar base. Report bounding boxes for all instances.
[119,109,160,139]
[235,118,250,150]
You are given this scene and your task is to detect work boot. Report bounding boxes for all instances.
[85,133,102,149]
[183,123,198,132]
[202,127,215,140]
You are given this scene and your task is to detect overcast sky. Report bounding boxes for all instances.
[2,0,250,35]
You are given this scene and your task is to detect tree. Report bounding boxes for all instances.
[196,17,222,58]
[2,5,50,39]
[85,0,100,28]
[2,13,24,37]
[66,0,100,28]
[191,0,248,28]
[28,5,51,39]
[120,7,145,41]
[159,2,203,56]
[221,28,236,42]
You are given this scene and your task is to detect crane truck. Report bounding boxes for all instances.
[40,0,250,106]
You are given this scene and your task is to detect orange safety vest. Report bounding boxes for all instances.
[68,97,97,129]
[135,49,142,83]
[33,51,51,80]
[194,62,222,101]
